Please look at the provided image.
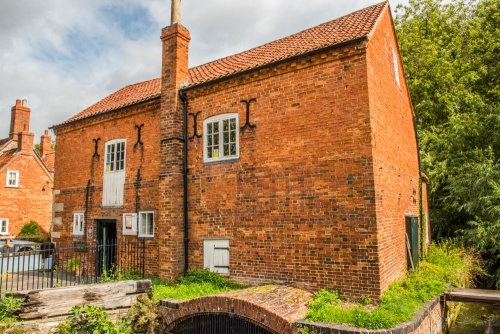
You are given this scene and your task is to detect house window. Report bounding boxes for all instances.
[105,140,126,172]
[102,139,126,207]
[392,49,401,89]
[203,239,230,275]
[204,114,239,163]
[73,212,84,236]
[138,211,154,238]
[6,170,19,187]
[0,219,9,235]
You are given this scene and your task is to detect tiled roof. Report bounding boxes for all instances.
[0,149,16,171]
[188,2,386,85]
[61,78,161,125]
[0,137,10,148]
[55,2,387,127]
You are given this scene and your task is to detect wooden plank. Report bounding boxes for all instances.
[444,288,500,306]
[17,280,151,319]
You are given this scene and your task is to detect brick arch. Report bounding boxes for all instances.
[160,285,313,334]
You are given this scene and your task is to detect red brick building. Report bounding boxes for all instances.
[51,1,422,298]
[0,100,54,236]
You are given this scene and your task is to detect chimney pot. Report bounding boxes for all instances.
[22,99,27,107]
[171,0,181,25]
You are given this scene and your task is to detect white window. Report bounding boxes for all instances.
[204,114,239,163]
[0,219,9,235]
[392,49,401,89]
[204,239,230,275]
[73,212,84,236]
[6,170,19,187]
[138,211,154,238]
[102,139,126,207]
[105,140,126,172]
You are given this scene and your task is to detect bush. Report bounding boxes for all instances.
[56,305,132,334]
[17,220,45,243]
[0,296,23,332]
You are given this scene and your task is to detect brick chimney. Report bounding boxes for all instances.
[10,99,31,141]
[158,0,190,280]
[40,130,52,157]
[18,124,34,155]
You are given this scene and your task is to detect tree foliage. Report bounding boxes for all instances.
[395,0,499,287]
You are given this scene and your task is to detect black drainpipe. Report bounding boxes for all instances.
[179,90,189,275]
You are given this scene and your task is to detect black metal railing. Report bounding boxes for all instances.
[0,239,145,294]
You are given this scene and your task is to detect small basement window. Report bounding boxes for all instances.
[204,114,239,163]
[204,239,230,275]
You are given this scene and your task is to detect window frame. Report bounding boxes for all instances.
[5,170,19,188]
[138,211,154,238]
[73,212,85,236]
[392,48,401,90]
[203,113,239,163]
[0,219,9,235]
[104,139,126,174]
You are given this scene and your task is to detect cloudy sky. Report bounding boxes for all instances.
[0,0,409,141]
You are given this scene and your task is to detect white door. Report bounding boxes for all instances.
[102,140,126,207]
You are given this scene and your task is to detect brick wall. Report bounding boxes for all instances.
[366,7,420,294]
[52,99,161,275]
[0,155,53,235]
[183,40,382,299]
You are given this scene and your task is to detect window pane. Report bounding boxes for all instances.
[207,123,212,134]
[230,118,236,130]
[214,134,219,145]
[224,144,229,156]
[208,147,213,158]
[223,120,229,131]
[223,132,229,144]
[230,131,236,142]
[214,123,219,132]
[230,143,237,155]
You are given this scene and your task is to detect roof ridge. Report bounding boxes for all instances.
[189,1,387,75]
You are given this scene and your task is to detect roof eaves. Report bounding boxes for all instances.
[50,94,161,131]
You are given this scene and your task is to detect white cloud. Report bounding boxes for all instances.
[0,0,408,141]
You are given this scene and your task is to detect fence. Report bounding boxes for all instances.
[0,239,145,294]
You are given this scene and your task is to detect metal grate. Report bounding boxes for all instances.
[166,312,282,334]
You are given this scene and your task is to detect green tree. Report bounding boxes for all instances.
[395,0,500,287]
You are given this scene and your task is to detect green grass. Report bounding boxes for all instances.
[305,242,481,330]
[152,268,247,301]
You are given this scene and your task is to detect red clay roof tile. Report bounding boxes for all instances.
[0,149,17,171]
[55,2,387,127]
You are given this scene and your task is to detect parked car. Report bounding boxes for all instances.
[0,239,38,253]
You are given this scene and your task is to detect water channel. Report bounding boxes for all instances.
[448,303,499,333]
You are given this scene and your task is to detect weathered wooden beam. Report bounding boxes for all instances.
[16,280,152,320]
[444,288,500,306]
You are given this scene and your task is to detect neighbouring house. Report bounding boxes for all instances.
[51,1,425,299]
[0,99,54,236]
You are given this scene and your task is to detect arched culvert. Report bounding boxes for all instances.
[160,285,313,334]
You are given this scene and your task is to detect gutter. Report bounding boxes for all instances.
[179,90,189,275]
